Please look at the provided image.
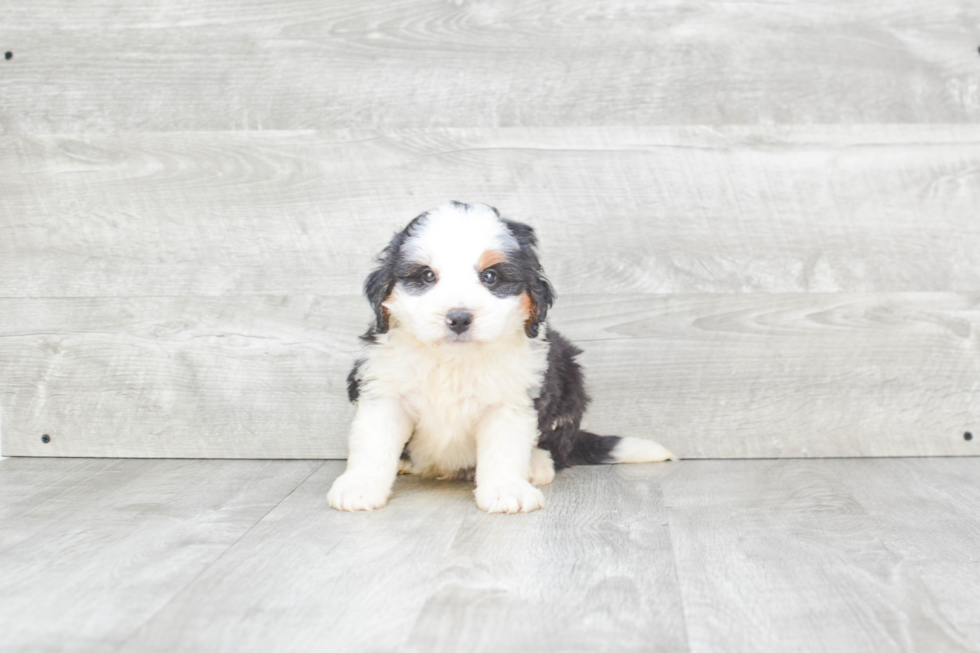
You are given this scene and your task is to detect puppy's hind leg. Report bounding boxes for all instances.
[529,447,555,487]
[397,458,416,475]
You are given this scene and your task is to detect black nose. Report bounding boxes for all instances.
[446,309,473,335]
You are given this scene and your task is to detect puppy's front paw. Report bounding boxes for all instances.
[475,479,545,514]
[327,472,391,512]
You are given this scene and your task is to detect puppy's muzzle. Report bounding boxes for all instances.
[446,309,473,335]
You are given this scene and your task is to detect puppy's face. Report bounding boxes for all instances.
[365,202,553,345]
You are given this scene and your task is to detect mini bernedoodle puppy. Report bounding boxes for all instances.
[328,202,675,514]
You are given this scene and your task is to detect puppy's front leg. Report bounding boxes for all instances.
[328,396,413,511]
[474,405,545,513]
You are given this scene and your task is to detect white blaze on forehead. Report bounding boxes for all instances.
[404,203,517,268]
[383,202,528,346]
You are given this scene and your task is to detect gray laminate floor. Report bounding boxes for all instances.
[1,457,978,652]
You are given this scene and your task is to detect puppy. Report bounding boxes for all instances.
[328,202,675,514]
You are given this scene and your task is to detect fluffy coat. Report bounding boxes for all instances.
[328,202,674,513]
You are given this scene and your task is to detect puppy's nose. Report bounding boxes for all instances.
[446,309,473,335]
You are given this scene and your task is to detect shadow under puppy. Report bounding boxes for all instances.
[329,202,675,513]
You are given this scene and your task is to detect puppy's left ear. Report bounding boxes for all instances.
[501,217,555,339]
[524,265,554,338]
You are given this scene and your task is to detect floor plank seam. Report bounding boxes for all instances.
[403,495,474,641]
[0,458,135,557]
[110,459,327,652]
[662,503,694,653]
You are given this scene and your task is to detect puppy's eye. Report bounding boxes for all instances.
[421,269,437,284]
[481,270,498,285]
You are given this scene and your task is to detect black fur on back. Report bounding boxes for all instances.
[534,328,621,469]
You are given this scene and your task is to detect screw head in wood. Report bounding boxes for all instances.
[3,52,11,60]
[966,432,974,441]
[41,434,51,443]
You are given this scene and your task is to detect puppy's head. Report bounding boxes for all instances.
[364,202,554,345]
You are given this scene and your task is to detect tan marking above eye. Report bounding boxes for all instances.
[477,250,506,271]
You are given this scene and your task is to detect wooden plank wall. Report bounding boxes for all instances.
[1,1,978,458]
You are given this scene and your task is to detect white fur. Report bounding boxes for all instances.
[357,326,548,480]
[384,204,522,346]
[329,203,549,513]
[328,202,675,515]
[530,447,556,486]
[610,436,678,463]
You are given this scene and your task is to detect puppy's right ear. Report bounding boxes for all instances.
[364,258,396,334]
[363,211,428,335]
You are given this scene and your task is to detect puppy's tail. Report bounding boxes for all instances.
[568,431,677,466]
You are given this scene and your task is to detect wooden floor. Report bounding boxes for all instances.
[2,456,979,652]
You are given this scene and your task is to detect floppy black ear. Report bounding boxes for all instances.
[500,217,555,339]
[364,261,396,334]
[525,265,555,338]
[363,211,429,335]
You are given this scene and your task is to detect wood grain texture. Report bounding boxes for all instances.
[662,459,975,653]
[0,0,978,133]
[118,461,481,653]
[405,464,686,652]
[2,292,976,458]
[3,458,980,652]
[0,457,132,551]
[118,461,687,653]
[563,292,980,458]
[2,126,979,297]
[0,295,363,458]
[833,458,980,648]
[0,457,323,653]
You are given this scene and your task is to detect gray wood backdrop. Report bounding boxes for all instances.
[1,1,978,459]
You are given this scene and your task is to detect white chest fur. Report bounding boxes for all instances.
[360,328,549,477]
